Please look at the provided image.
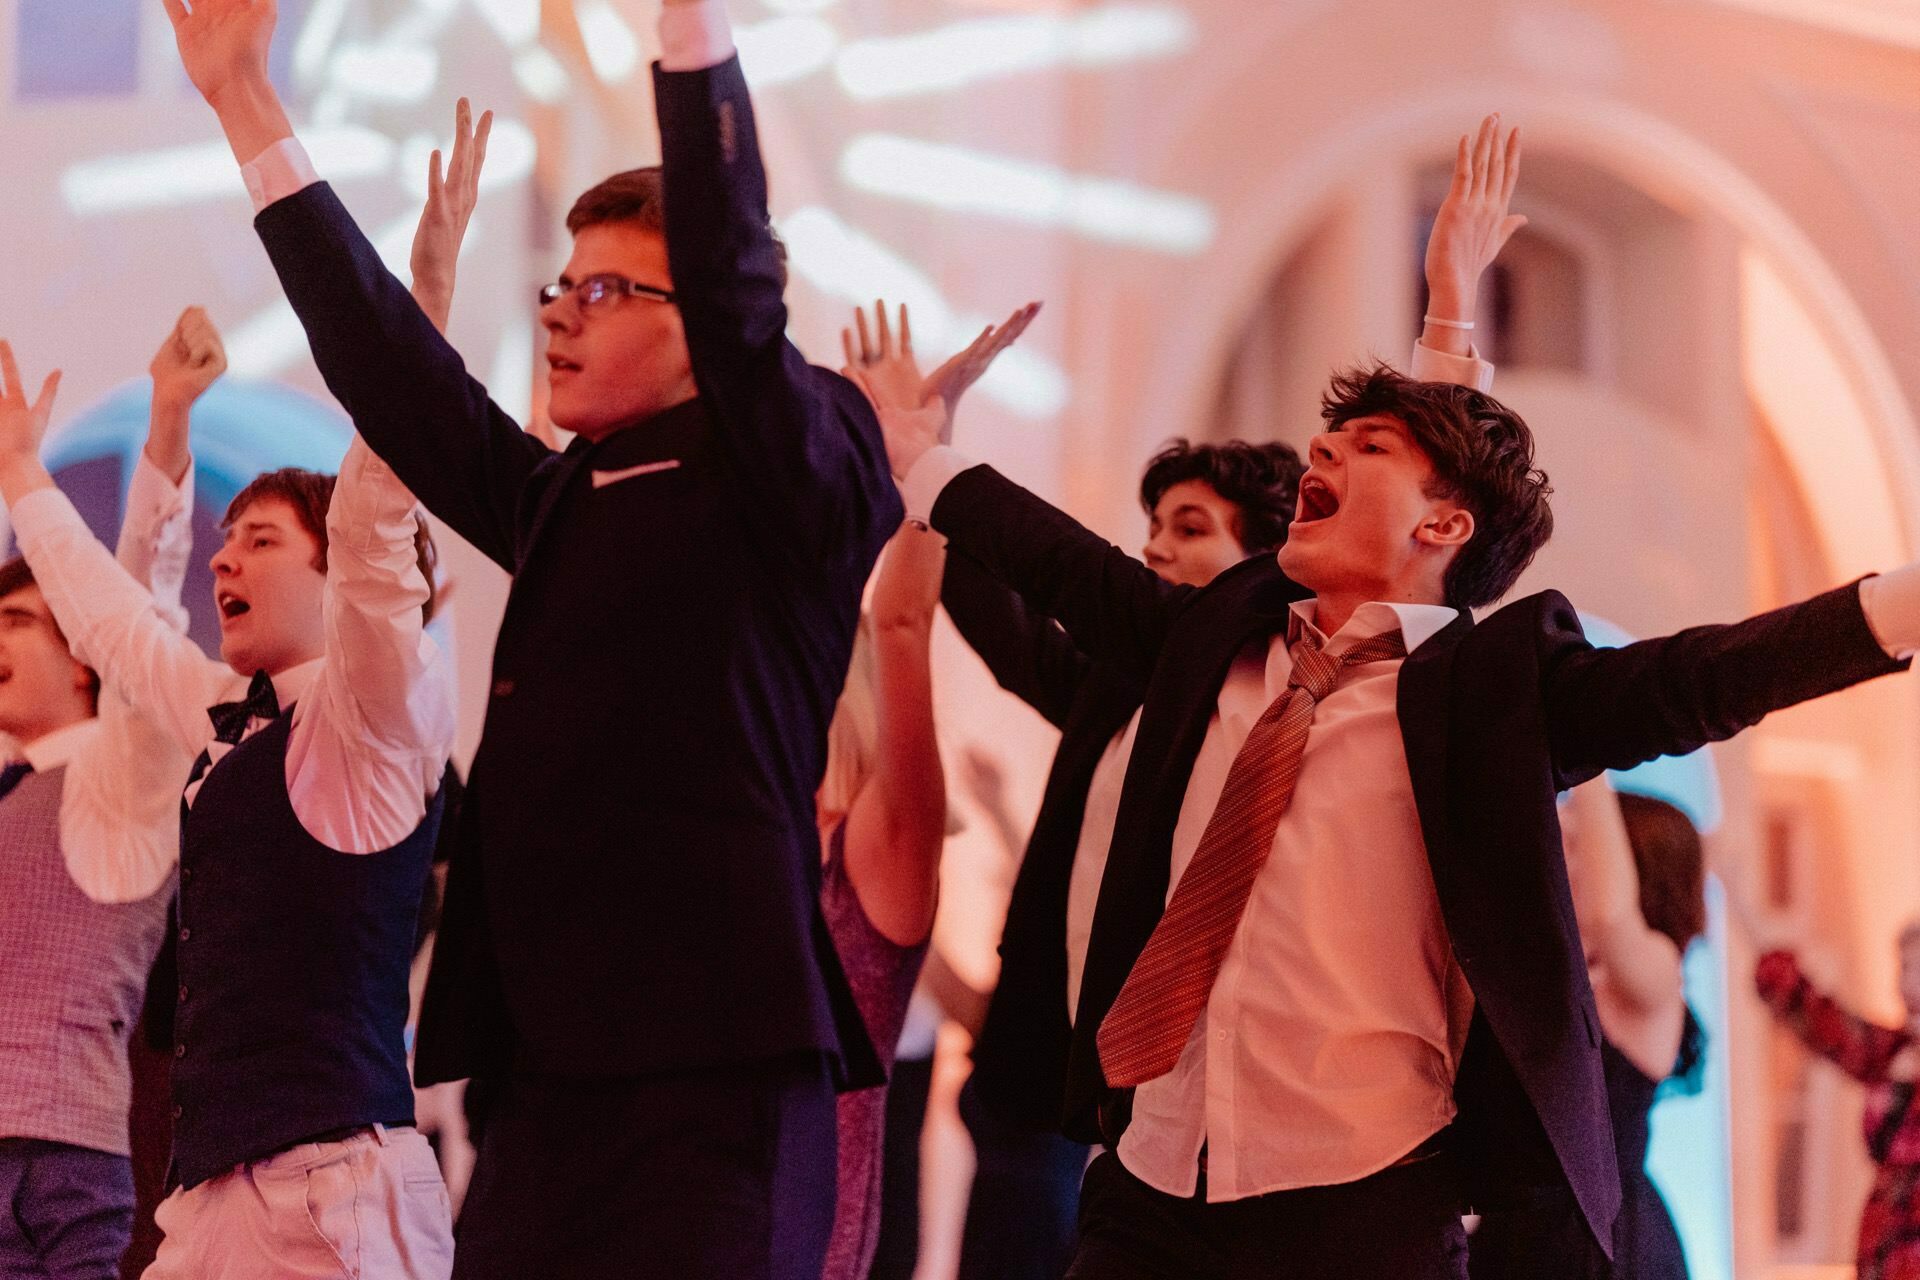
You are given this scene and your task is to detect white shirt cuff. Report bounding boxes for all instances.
[901,446,977,526]
[1409,340,1494,393]
[659,0,737,72]
[1858,568,1920,660]
[241,137,320,215]
[126,449,191,520]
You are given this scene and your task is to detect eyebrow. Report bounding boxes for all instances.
[0,604,44,624]
[1330,420,1405,442]
[231,519,285,539]
[1169,505,1214,522]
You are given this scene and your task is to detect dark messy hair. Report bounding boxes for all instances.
[1320,364,1553,610]
[1138,439,1307,557]
[0,557,99,711]
[224,469,439,625]
[1617,792,1708,951]
[566,167,787,287]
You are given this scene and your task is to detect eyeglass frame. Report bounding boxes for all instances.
[538,273,677,311]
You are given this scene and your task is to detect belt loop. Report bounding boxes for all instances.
[372,1123,388,1146]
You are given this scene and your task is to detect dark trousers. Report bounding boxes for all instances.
[957,1079,1085,1280]
[0,1140,134,1280]
[450,1055,838,1280]
[867,1054,933,1280]
[1067,1149,1468,1280]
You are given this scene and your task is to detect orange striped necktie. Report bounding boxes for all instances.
[1095,625,1408,1088]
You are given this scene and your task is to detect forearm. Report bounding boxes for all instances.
[207,73,295,170]
[143,398,193,488]
[114,451,195,635]
[871,620,946,853]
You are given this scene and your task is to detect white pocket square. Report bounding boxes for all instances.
[592,459,683,488]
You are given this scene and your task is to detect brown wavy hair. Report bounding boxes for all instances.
[1617,792,1707,949]
[1321,365,1553,610]
[225,469,438,625]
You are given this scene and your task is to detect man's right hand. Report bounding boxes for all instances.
[0,342,60,503]
[163,0,295,166]
[150,307,227,411]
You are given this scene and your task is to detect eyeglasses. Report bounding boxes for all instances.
[538,273,676,311]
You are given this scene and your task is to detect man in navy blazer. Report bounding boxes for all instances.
[167,1,899,1275]
[870,361,1920,1277]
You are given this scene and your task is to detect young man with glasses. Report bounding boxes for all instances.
[165,0,900,1275]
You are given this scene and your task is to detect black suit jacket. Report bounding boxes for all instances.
[932,462,1907,1257]
[940,549,1143,1131]
[253,56,900,1089]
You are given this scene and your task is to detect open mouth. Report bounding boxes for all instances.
[547,355,582,376]
[217,591,251,621]
[1294,474,1340,524]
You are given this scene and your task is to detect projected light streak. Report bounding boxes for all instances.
[842,135,1214,255]
[779,207,1070,419]
[833,5,1195,101]
[736,17,840,88]
[398,119,538,199]
[329,43,442,104]
[293,0,352,86]
[61,126,397,215]
[513,46,572,101]
[472,0,542,48]
[761,0,841,14]
[578,1,643,84]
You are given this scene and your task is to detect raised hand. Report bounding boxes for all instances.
[410,98,494,333]
[0,343,60,499]
[150,307,228,410]
[1423,114,1525,343]
[923,303,1040,442]
[843,302,924,417]
[161,0,277,108]
[162,0,294,166]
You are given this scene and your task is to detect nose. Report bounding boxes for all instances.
[1308,434,1341,467]
[1142,533,1173,569]
[541,295,580,337]
[209,545,237,578]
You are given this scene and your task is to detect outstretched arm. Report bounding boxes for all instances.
[841,522,948,949]
[653,1,900,562]
[1757,950,1910,1085]
[165,2,548,571]
[1421,115,1525,365]
[0,343,229,757]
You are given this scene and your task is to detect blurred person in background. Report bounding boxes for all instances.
[1756,925,1920,1280]
[1471,779,1707,1280]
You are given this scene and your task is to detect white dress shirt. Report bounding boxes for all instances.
[11,437,456,856]
[16,453,196,904]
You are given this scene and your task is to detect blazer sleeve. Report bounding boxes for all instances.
[941,547,1092,731]
[253,183,551,573]
[1541,581,1910,787]
[931,464,1185,687]
[652,56,902,561]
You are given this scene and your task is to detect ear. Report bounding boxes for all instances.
[1415,502,1475,551]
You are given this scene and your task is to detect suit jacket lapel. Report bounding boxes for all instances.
[1396,610,1475,961]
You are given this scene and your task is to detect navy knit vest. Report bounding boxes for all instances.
[170,710,442,1188]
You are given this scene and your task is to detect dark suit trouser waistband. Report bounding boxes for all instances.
[1066,1147,1467,1280]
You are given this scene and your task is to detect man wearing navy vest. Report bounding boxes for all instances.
[0,314,207,1280]
[0,320,457,1279]
[167,0,900,1274]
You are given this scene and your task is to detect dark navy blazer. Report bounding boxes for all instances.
[253,56,900,1090]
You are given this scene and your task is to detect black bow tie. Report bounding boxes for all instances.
[207,670,279,746]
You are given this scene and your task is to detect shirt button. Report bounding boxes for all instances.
[171,1105,183,1121]
[178,927,191,943]
[177,986,189,1003]
[492,679,515,698]
[180,867,192,882]
[175,1043,187,1059]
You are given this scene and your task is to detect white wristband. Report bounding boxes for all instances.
[1423,315,1476,331]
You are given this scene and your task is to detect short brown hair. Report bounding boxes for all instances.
[1616,792,1707,950]
[566,167,787,287]
[0,556,99,711]
[224,469,439,625]
[1321,365,1553,610]
[1139,439,1306,557]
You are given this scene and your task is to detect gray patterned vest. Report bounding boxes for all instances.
[0,765,175,1156]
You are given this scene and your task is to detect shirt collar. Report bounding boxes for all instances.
[261,658,323,711]
[20,718,99,772]
[1287,599,1462,656]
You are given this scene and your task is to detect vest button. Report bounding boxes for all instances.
[171,1105,182,1121]
[178,927,191,943]
[180,866,192,882]
[492,679,515,698]
[175,1043,186,1059]
[177,985,189,1003]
